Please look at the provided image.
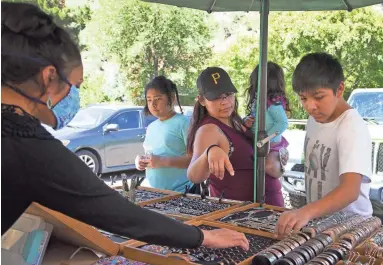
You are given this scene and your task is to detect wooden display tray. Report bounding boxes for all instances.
[114,186,179,195]
[25,203,138,256]
[354,230,381,254]
[124,219,279,265]
[203,202,285,229]
[113,186,179,204]
[138,193,247,221]
[336,256,383,265]
[204,202,285,221]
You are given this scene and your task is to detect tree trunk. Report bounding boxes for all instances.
[154,56,159,77]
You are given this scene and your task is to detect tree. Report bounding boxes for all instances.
[3,0,91,48]
[83,0,212,105]
[210,32,260,115]
[212,7,383,119]
[80,74,106,107]
[269,7,383,118]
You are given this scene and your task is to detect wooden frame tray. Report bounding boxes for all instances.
[138,193,247,221]
[202,202,286,234]
[124,219,279,265]
[26,203,140,256]
[204,202,285,221]
[113,186,179,204]
[24,190,244,258]
[26,203,121,256]
[336,256,383,265]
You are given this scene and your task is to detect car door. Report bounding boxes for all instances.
[103,110,145,168]
[142,113,157,128]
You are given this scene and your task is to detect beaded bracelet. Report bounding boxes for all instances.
[206,144,220,158]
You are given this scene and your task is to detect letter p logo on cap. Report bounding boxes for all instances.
[211,73,220,85]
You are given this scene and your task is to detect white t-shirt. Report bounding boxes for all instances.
[304,109,373,217]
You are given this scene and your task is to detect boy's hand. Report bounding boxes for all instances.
[275,209,312,238]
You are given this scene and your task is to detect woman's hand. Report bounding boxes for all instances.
[243,115,255,129]
[201,228,249,251]
[145,154,166,168]
[135,155,148,171]
[207,146,234,179]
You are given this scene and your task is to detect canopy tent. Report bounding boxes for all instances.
[141,0,382,203]
[140,0,381,12]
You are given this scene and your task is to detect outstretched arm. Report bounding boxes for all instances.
[187,124,233,183]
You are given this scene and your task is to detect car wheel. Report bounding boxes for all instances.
[76,150,100,174]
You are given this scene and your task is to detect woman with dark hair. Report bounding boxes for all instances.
[243,62,291,207]
[187,67,287,205]
[134,76,192,192]
[1,2,249,250]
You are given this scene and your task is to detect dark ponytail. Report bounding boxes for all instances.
[245,62,291,116]
[187,100,208,154]
[1,2,81,91]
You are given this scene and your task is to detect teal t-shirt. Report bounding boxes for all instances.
[251,103,288,143]
[143,113,192,192]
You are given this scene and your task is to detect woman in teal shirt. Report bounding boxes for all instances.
[135,76,192,192]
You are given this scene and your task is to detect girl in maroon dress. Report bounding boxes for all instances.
[187,67,285,206]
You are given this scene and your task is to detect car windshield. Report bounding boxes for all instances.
[68,107,115,129]
[348,91,383,121]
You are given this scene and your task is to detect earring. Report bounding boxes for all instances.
[46,97,53,109]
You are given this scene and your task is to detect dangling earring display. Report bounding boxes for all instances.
[46,97,53,109]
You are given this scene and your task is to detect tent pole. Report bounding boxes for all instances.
[254,0,269,204]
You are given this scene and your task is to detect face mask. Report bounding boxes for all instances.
[47,84,80,130]
[1,54,81,129]
[4,80,80,130]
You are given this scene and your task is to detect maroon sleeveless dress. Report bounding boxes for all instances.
[199,116,284,206]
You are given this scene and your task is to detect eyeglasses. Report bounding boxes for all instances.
[212,93,235,103]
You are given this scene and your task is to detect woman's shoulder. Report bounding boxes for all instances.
[196,123,221,137]
[146,116,161,130]
[167,113,190,129]
[173,113,190,122]
[198,115,219,126]
[2,105,55,140]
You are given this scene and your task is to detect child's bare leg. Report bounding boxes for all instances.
[265,151,283,179]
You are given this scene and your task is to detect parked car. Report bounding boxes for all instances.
[47,104,157,175]
[282,88,383,208]
[176,106,194,117]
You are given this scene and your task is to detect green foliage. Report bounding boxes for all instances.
[210,33,260,115]
[9,0,382,116]
[212,7,383,118]
[3,0,91,48]
[80,74,106,107]
[83,0,212,105]
[268,7,383,118]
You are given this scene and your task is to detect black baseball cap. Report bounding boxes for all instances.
[197,67,237,100]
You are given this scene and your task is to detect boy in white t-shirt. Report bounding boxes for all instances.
[276,53,373,237]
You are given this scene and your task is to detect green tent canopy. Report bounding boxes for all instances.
[141,0,382,204]
[141,0,381,12]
